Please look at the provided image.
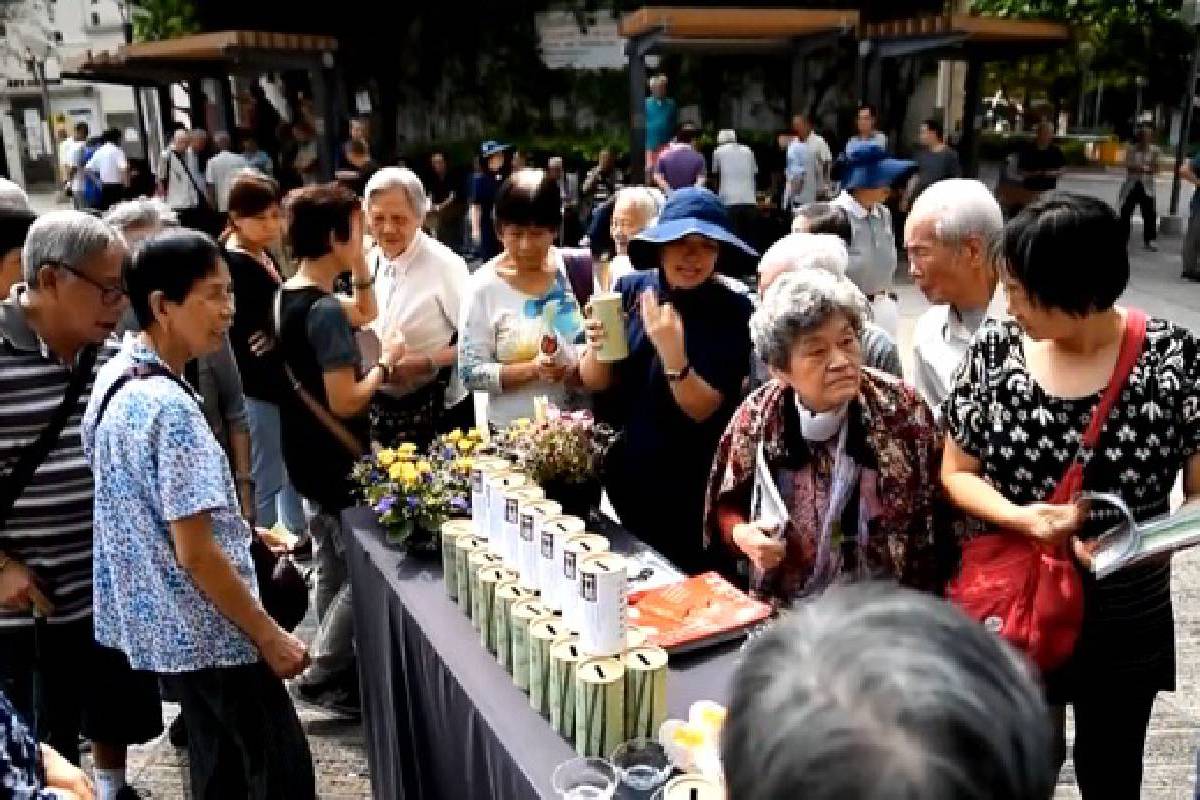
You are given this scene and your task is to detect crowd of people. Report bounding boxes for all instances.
[1,79,1199,800]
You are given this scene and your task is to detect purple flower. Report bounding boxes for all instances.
[374,496,396,515]
[407,496,421,509]
[450,496,470,513]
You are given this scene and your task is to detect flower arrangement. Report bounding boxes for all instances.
[502,407,615,486]
[353,428,485,548]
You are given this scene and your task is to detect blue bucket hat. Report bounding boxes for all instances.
[835,142,915,191]
[480,140,510,158]
[627,187,758,269]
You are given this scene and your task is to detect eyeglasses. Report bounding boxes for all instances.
[49,261,126,307]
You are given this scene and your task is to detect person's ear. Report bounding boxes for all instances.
[148,289,171,326]
[33,263,60,296]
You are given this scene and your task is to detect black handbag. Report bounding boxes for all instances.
[95,361,309,631]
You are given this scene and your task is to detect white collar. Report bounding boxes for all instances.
[835,191,880,220]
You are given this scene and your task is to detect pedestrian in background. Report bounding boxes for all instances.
[711,129,758,250]
[1118,124,1160,252]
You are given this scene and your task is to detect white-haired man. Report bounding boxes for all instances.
[904,178,1005,416]
[362,166,471,445]
[0,211,161,799]
[755,232,902,381]
[713,129,758,248]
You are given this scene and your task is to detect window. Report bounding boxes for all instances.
[90,12,100,26]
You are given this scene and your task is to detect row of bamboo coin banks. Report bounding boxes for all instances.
[433,456,669,758]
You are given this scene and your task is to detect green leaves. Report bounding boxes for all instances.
[129,0,200,43]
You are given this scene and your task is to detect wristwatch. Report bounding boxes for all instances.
[665,362,692,383]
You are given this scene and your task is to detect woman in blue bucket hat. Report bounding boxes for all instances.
[579,187,756,574]
[829,142,915,339]
[468,140,511,261]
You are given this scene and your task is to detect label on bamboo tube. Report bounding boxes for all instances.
[453,536,484,615]
[493,582,536,673]
[660,775,723,800]
[528,617,571,717]
[510,599,553,692]
[549,638,586,737]
[560,533,610,628]
[623,646,669,741]
[470,457,509,539]
[440,520,474,601]
[518,500,562,591]
[468,551,504,631]
[501,485,544,569]
[578,552,628,657]
[477,567,517,654]
[486,472,527,551]
[538,515,588,609]
[574,656,625,758]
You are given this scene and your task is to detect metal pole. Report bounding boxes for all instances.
[1169,28,1200,216]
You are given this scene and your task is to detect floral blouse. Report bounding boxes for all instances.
[705,370,943,601]
[0,690,52,800]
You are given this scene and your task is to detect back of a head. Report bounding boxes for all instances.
[794,201,852,246]
[758,232,849,292]
[104,128,122,145]
[676,124,697,144]
[718,129,736,146]
[0,178,31,214]
[722,584,1055,800]
[103,198,179,240]
[284,182,359,260]
[125,228,221,330]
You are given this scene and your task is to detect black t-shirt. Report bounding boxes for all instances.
[276,286,368,511]
[225,246,287,404]
[1017,144,1066,192]
[912,146,962,200]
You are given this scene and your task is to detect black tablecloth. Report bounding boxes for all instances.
[344,506,740,800]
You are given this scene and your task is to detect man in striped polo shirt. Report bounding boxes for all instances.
[0,211,160,800]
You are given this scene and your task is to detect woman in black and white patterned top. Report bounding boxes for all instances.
[941,193,1200,800]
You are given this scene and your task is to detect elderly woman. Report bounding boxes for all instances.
[362,167,470,446]
[579,187,755,572]
[459,168,587,428]
[705,269,940,601]
[829,142,914,338]
[941,193,1200,800]
[84,229,314,799]
[586,186,662,288]
[755,232,901,379]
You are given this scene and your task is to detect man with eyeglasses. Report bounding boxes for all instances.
[0,210,161,800]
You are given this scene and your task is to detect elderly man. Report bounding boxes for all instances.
[598,186,660,289]
[644,74,677,171]
[361,167,470,446]
[723,583,1055,800]
[712,129,758,250]
[203,131,249,215]
[0,211,161,799]
[755,232,901,381]
[0,179,36,298]
[158,128,203,226]
[787,113,832,209]
[904,178,1005,416]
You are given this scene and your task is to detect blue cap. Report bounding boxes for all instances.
[836,142,915,190]
[480,140,510,158]
[627,187,758,269]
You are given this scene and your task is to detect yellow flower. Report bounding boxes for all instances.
[400,463,419,484]
[457,439,475,453]
[388,462,406,481]
[377,448,397,467]
[398,442,418,454]
[466,427,482,440]
[459,457,474,472]
[416,460,432,474]
[512,418,531,429]
[447,429,463,443]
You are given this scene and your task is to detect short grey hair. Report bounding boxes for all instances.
[758,233,849,279]
[722,583,1055,800]
[612,186,662,223]
[103,197,179,238]
[0,178,31,213]
[750,269,868,371]
[718,129,737,145]
[363,166,428,216]
[22,210,122,285]
[906,178,1003,249]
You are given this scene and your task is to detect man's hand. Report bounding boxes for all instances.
[0,560,53,615]
[257,625,310,679]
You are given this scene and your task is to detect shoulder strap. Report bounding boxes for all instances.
[93,361,199,431]
[1050,309,1148,503]
[172,150,211,209]
[560,248,594,309]
[0,345,98,527]
[273,290,367,459]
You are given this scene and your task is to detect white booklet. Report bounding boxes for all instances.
[1083,492,1200,578]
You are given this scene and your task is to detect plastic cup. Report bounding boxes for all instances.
[551,756,618,800]
[610,738,672,792]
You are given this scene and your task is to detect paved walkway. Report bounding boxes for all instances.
[34,170,1200,798]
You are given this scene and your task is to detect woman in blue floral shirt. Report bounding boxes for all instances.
[83,229,314,799]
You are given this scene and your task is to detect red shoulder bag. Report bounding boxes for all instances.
[948,308,1147,672]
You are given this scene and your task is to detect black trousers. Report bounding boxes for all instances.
[0,618,161,763]
[162,661,315,800]
[1120,182,1157,245]
[1053,689,1157,799]
[98,183,125,211]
